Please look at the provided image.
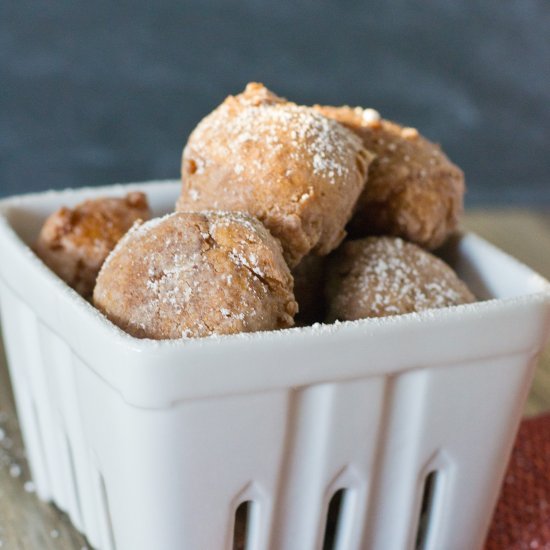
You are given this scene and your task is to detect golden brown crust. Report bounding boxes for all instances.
[325,236,475,321]
[34,192,150,297]
[93,211,298,339]
[314,105,465,250]
[177,83,373,267]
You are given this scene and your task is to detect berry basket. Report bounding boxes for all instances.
[0,181,549,550]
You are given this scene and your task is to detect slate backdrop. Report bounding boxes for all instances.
[1,1,549,204]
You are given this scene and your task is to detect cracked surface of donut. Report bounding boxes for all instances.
[93,211,298,339]
[177,83,373,267]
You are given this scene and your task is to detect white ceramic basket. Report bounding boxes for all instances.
[0,181,549,550]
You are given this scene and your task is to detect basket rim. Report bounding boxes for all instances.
[1,179,549,354]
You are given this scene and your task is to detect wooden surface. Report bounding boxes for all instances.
[0,209,549,549]
[464,210,550,416]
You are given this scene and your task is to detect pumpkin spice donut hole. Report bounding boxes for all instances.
[93,211,298,340]
[314,105,465,250]
[35,192,151,298]
[177,83,373,267]
[325,236,475,322]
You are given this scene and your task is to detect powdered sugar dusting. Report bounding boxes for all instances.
[98,213,173,277]
[328,237,475,320]
[201,209,265,236]
[186,99,363,185]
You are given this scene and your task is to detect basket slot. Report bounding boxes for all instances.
[322,488,351,550]
[414,470,438,550]
[233,500,249,550]
[233,500,260,550]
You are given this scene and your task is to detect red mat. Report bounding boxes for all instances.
[486,413,550,549]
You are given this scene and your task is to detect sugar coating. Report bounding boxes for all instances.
[94,211,298,339]
[314,105,465,250]
[177,83,373,267]
[188,102,356,185]
[325,236,475,321]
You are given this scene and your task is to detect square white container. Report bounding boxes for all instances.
[0,181,549,550]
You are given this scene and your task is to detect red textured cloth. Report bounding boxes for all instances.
[485,413,550,550]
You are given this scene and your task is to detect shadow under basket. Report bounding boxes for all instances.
[0,181,549,550]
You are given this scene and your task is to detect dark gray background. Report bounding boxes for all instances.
[1,1,549,205]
